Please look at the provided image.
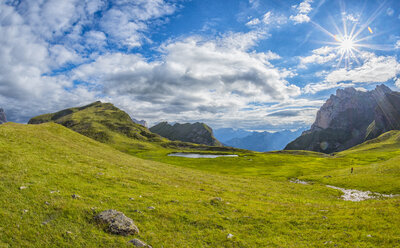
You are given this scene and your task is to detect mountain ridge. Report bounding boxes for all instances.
[150,122,222,146]
[285,84,400,153]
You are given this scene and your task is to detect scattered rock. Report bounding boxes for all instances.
[133,210,142,214]
[50,190,59,194]
[19,186,27,190]
[367,234,372,238]
[71,194,80,199]
[289,179,308,185]
[94,209,139,236]
[45,201,50,205]
[129,198,134,200]
[23,209,28,213]
[147,206,155,210]
[227,233,234,239]
[210,197,222,204]
[66,231,73,235]
[128,238,152,247]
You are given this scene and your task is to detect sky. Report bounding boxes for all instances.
[1,0,400,131]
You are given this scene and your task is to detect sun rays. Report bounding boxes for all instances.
[310,1,388,69]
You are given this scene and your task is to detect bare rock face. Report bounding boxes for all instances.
[95,209,139,236]
[285,84,400,153]
[0,108,6,124]
[132,118,148,128]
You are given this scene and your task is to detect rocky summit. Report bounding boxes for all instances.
[0,108,6,124]
[150,122,222,146]
[285,84,400,153]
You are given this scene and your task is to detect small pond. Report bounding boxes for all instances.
[168,153,238,158]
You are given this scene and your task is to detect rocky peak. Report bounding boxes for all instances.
[286,84,400,153]
[132,118,148,128]
[0,108,6,124]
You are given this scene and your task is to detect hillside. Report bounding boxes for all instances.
[1,122,400,247]
[285,85,400,153]
[150,122,222,146]
[28,102,231,154]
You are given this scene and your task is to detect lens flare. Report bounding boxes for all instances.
[310,1,387,69]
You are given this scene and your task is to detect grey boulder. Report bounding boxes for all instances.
[95,209,139,236]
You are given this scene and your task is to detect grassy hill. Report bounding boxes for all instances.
[1,122,400,247]
[28,101,233,153]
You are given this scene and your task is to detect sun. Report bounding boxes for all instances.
[340,36,354,51]
[310,3,386,69]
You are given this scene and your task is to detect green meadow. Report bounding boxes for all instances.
[1,122,400,247]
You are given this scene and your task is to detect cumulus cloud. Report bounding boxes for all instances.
[290,0,313,24]
[304,52,400,93]
[395,78,400,88]
[299,46,337,67]
[71,33,302,127]
[246,11,287,27]
[0,0,179,122]
[325,53,400,84]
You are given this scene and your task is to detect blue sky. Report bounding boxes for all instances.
[1,0,400,131]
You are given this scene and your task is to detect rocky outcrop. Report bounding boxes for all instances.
[132,118,148,128]
[285,84,400,153]
[150,122,222,146]
[0,108,6,124]
[95,209,139,236]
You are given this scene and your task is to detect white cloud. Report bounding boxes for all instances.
[395,78,400,88]
[0,0,179,122]
[71,34,302,127]
[299,46,337,67]
[246,11,287,27]
[304,52,400,94]
[325,54,400,84]
[290,0,313,24]
[395,40,400,49]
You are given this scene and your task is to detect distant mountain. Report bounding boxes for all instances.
[0,108,6,124]
[285,84,400,153]
[132,118,148,128]
[213,128,252,143]
[150,122,222,146]
[222,129,305,152]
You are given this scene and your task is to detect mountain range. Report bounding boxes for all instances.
[214,128,306,152]
[285,84,400,153]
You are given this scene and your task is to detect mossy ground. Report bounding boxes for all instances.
[1,123,400,247]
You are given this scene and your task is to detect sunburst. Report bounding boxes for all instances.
[310,1,388,69]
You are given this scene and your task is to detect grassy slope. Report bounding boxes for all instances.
[28,101,234,153]
[133,131,400,194]
[1,123,400,247]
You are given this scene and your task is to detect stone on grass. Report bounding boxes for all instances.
[19,186,27,190]
[71,194,80,199]
[147,206,155,210]
[129,238,152,247]
[227,233,234,239]
[95,209,139,236]
[210,197,222,205]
